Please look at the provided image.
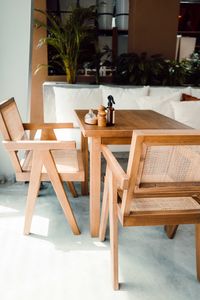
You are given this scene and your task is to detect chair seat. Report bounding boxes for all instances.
[21,149,84,181]
[130,197,200,212]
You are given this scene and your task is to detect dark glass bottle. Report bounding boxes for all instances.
[106,95,115,126]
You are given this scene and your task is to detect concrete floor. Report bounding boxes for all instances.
[0,182,200,300]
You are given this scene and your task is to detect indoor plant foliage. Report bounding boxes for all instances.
[35,6,96,83]
[84,44,112,84]
[114,52,200,86]
[185,52,200,86]
[114,53,169,85]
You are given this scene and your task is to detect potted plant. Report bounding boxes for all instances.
[35,5,96,83]
[84,44,112,84]
[114,52,168,85]
[113,52,200,86]
[185,52,200,86]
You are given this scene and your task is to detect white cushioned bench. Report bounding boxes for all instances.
[43,82,200,150]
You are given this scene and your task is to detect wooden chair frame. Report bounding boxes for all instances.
[99,129,200,290]
[0,98,84,235]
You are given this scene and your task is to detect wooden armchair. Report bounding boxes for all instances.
[0,98,84,235]
[99,129,200,290]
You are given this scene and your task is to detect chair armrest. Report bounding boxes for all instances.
[101,145,129,190]
[3,140,76,151]
[23,123,77,130]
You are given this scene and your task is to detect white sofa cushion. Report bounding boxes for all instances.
[191,88,200,98]
[101,85,149,109]
[136,97,173,118]
[149,86,191,97]
[53,86,102,147]
[136,91,186,118]
[171,101,200,129]
[53,86,102,125]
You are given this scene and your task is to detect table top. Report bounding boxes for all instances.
[75,110,190,138]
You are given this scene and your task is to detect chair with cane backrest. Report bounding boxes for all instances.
[0,98,84,235]
[99,129,200,290]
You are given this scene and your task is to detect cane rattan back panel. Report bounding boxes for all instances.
[121,130,200,215]
[0,98,25,141]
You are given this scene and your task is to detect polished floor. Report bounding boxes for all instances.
[0,181,200,300]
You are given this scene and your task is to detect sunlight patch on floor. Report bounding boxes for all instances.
[93,241,108,248]
[0,205,19,213]
[31,215,50,236]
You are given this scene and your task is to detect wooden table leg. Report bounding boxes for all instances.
[90,137,101,237]
[81,133,89,195]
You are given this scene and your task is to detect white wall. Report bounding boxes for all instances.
[0,0,33,180]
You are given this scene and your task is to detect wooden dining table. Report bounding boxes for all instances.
[75,109,190,237]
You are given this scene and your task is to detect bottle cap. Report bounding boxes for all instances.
[107,95,115,107]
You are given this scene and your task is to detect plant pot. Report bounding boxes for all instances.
[115,0,129,30]
[59,0,76,23]
[97,0,114,30]
[79,0,96,8]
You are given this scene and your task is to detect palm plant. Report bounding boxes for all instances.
[35,6,96,83]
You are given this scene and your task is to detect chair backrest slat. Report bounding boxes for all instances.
[121,130,200,216]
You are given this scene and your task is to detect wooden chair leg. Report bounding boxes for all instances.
[164,225,179,239]
[42,150,80,235]
[99,167,109,241]
[66,182,78,198]
[109,169,119,290]
[24,151,43,235]
[196,224,200,281]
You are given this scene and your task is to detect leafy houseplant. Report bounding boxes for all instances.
[165,59,189,86]
[35,6,96,83]
[185,52,200,86]
[114,52,200,86]
[114,53,169,85]
[84,44,112,84]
